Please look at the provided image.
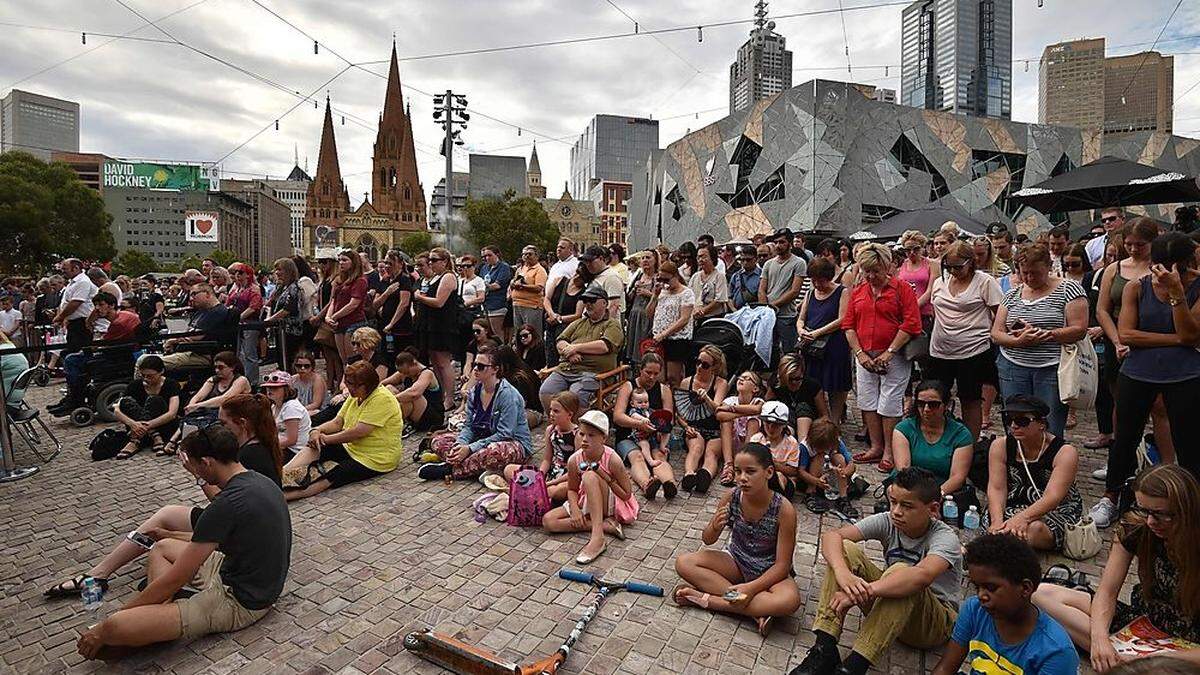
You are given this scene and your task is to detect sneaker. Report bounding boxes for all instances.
[418,462,453,481]
[1090,496,1118,529]
[836,497,860,520]
[807,492,831,514]
[788,641,841,675]
[1091,467,1108,482]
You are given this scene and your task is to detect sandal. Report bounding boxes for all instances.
[156,439,178,457]
[719,463,735,487]
[115,445,139,460]
[672,584,709,608]
[44,574,107,599]
[756,616,775,637]
[877,458,895,472]
[853,450,883,464]
[1083,437,1111,450]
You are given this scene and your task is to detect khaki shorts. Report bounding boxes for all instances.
[177,552,271,640]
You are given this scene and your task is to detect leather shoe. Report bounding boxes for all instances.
[787,641,840,675]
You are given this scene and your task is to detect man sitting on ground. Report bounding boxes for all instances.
[538,285,624,411]
[76,427,291,659]
[159,284,235,372]
[51,291,141,413]
[790,467,961,675]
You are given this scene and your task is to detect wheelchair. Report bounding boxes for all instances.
[50,343,141,427]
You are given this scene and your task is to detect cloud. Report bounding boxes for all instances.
[1,0,1196,207]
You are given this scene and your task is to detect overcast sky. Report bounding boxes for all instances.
[2,0,1198,206]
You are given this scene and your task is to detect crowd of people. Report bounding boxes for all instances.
[5,210,1200,673]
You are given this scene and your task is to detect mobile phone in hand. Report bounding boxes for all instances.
[127,530,155,550]
[1011,318,1027,331]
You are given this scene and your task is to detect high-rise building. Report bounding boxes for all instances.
[468,154,527,199]
[1,89,80,160]
[728,1,793,115]
[104,188,253,267]
[569,114,659,199]
[430,172,469,232]
[1037,38,1174,136]
[51,151,109,192]
[1039,38,1106,129]
[220,179,295,265]
[527,142,546,199]
[267,162,311,252]
[589,180,633,247]
[901,0,1012,119]
[1104,51,1173,135]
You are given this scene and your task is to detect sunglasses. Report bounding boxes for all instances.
[473,362,496,371]
[1101,216,1119,224]
[473,328,486,335]
[263,374,290,384]
[294,363,313,370]
[1009,415,1042,428]
[697,360,713,369]
[915,399,944,409]
[351,340,363,347]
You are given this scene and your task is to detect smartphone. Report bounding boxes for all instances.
[723,590,747,602]
[1011,318,1027,330]
[126,530,155,550]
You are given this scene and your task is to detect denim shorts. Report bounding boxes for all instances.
[335,320,369,335]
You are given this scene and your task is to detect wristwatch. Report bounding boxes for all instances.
[884,348,895,355]
[1168,296,1184,307]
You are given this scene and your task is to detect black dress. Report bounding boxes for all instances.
[417,273,460,356]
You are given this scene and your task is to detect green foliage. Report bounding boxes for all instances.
[208,249,238,268]
[0,151,115,274]
[177,254,204,273]
[398,231,433,258]
[112,249,159,277]
[463,192,560,261]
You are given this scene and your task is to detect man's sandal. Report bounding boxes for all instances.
[44,575,107,599]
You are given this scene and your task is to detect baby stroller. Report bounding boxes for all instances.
[690,318,750,376]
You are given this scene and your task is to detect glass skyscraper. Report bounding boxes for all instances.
[569,114,659,199]
[900,0,1012,119]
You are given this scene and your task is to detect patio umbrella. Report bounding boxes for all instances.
[1011,156,1200,213]
[870,206,987,240]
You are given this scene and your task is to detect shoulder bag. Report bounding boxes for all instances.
[1017,449,1101,561]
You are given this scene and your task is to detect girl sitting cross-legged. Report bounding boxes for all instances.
[673,441,803,637]
[504,390,580,503]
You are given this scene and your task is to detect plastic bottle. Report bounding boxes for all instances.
[942,495,958,525]
[963,505,980,531]
[823,453,839,501]
[81,577,103,612]
[1145,433,1160,465]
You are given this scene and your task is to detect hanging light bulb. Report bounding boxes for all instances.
[314,100,318,109]
[81,32,86,44]
[314,40,319,54]
[697,26,703,42]
[885,65,889,77]
[341,115,345,125]
[517,127,522,136]
[1024,60,1029,72]
[275,120,279,131]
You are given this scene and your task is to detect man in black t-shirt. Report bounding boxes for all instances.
[160,284,236,371]
[77,427,291,659]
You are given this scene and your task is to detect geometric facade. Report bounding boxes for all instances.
[629,79,1200,250]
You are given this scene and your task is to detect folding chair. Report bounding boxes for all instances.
[6,367,62,462]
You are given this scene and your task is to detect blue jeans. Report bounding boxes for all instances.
[775,319,799,358]
[996,353,1066,438]
[64,351,89,390]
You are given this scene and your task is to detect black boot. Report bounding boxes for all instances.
[788,638,841,675]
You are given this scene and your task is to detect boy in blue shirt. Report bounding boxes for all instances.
[800,419,858,517]
[933,533,1079,675]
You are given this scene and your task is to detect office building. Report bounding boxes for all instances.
[1039,38,1106,129]
[589,180,633,247]
[729,1,793,115]
[1038,39,1174,136]
[51,151,109,192]
[1104,51,1173,135]
[901,0,1012,119]
[104,188,253,267]
[1,89,79,160]
[220,179,295,265]
[569,114,659,198]
[430,172,469,232]
[468,154,527,199]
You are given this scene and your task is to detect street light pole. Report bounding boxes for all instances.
[434,91,469,249]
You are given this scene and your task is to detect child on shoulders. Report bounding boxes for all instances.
[674,442,803,636]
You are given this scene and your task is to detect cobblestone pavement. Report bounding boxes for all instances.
[1,380,1129,674]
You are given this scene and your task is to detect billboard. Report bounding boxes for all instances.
[185,211,219,243]
[103,161,210,191]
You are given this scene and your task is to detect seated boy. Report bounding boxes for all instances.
[790,467,961,675]
[932,533,1078,675]
[76,428,291,659]
[800,419,858,517]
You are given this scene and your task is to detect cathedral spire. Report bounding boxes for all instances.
[381,41,406,130]
[314,97,344,189]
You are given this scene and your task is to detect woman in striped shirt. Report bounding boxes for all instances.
[989,244,1088,438]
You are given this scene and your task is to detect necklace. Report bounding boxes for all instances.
[1018,432,1049,463]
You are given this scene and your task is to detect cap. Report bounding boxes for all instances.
[650,409,674,434]
[578,409,610,436]
[986,222,1010,237]
[260,370,293,388]
[580,244,608,262]
[580,284,608,303]
[1003,394,1050,418]
[760,400,790,425]
[772,227,794,242]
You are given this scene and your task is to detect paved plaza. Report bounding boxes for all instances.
[1,381,1129,674]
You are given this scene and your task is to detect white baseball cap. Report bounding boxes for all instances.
[578,409,611,436]
[760,401,790,425]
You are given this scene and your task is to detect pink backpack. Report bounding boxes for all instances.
[506,467,550,527]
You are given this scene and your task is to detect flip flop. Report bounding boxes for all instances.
[853,451,883,464]
[756,616,775,637]
[719,464,736,487]
[877,458,895,472]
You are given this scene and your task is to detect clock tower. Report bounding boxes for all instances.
[541,182,601,248]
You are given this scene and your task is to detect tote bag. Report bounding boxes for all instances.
[1058,339,1098,409]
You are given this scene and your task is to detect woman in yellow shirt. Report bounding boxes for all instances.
[284,360,403,501]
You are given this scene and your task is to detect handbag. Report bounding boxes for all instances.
[900,315,933,362]
[506,467,550,527]
[1017,450,1101,561]
[799,335,829,360]
[1058,338,1098,409]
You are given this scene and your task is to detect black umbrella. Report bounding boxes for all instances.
[1012,156,1200,213]
[870,206,987,240]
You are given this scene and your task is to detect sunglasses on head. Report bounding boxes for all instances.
[263,373,290,384]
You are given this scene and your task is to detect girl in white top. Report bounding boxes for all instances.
[261,370,312,457]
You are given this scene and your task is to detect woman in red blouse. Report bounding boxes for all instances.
[323,251,369,369]
[226,262,264,386]
[841,243,922,471]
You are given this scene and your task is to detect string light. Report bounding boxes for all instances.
[697,26,703,42]
[313,40,319,54]
[274,119,279,130]
[81,31,86,44]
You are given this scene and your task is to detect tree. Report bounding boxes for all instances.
[0,151,115,274]
[177,254,204,272]
[209,249,238,268]
[463,191,560,261]
[112,249,159,277]
[397,231,433,258]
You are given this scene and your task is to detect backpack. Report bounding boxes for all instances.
[506,467,550,527]
[90,428,129,461]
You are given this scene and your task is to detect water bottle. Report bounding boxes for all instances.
[1144,434,1160,465]
[963,505,980,531]
[823,453,839,501]
[942,495,958,525]
[81,577,103,612]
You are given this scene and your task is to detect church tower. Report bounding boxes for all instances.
[305,96,349,249]
[371,42,426,230]
[527,141,546,198]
